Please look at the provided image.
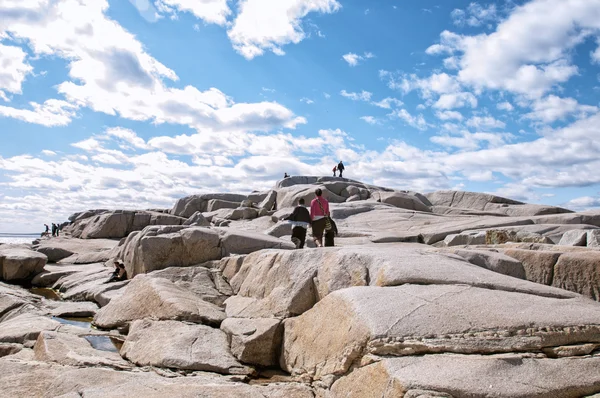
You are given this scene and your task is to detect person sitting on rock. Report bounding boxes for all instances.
[284,172,289,178]
[284,198,312,249]
[310,188,330,248]
[107,260,127,283]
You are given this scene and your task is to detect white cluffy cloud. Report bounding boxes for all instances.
[0,43,33,101]
[342,51,375,66]
[525,95,599,123]
[155,0,231,25]
[227,0,341,59]
[451,3,498,27]
[0,0,305,132]
[431,0,600,98]
[340,90,372,102]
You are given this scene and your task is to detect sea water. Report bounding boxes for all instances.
[0,233,40,245]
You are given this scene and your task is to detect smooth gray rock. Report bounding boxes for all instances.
[35,247,74,263]
[171,193,248,218]
[182,211,210,227]
[148,266,230,306]
[93,275,225,329]
[220,230,295,256]
[443,231,486,246]
[553,251,600,301]
[0,248,47,281]
[330,355,600,398]
[379,191,431,212]
[441,249,526,279]
[121,319,253,375]
[588,230,600,247]
[206,199,241,212]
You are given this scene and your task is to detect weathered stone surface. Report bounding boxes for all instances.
[258,190,277,211]
[43,301,99,318]
[206,199,241,212]
[559,229,589,246]
[121,226,222,277]
[553,251,600,301]
[0,342,22,357]
[220,318,282,366]
[93,275,225,329]
[329,355,600,398]
[276,185,345,209]
[543,343,599,358]
[171,193,248,218]
[220,230,295,256]
[443,231,486,246]
[0,313,62,344]
[225,245,576,319]
[226,207,259,220]
[282,285,600,379]
[49,263,128,304]
[35,247,74,263]
[588,230,600,247]
[121,319,252,375]
[34,331,130,369]
[182,211,210,227]
[0,247,47,281]
[441,249,526,279]
[378,191,431,212]
[148,266,230,306]
[502,248,562,286]
[265,222,293,238]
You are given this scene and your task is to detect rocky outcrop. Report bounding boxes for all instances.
[441,248,526,279]
[378,191,431,212]
[0,247,47,281]
[182,211,210,227]
[66,210,186,239]
[171,193,248,218]
[221,317,282,367]
[553,251,600,301]
[121,319,253,375]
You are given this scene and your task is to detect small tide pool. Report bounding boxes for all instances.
[52,316,123,353]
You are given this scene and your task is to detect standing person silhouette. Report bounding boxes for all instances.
[337,161,345,178]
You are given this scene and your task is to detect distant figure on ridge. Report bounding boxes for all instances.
[284,198,311,249]
[42,224,50,237]
[310,188,330,248]
[107,260,127,283]
[284,172,289,178]
[55,223,60,237]
[332,165,337,177]
[337,161,345,178]
[51,223,57,237]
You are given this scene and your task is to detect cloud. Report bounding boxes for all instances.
[524,95,599,123]
[389,109,428,131]
[342,51,375,66]
[41,150,56,156]
[451,3,498,27]
[466,116,506,129]
[433,92,478,109]
[436,0,600,98]
[360,116,379,125]
[155,0,231,25]
[300,97,314,104]
[497,101,514,112]
[340,90,372,101]
[0,43,33,100]
[227,0,341,59]
[380,71,462,100]
[435,110,464,121]
[372,97,403,109]
[431,131,513,151]
[0,0,305,133]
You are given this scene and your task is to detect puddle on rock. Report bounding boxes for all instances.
[29,287,62,301]
[52,316,121,353]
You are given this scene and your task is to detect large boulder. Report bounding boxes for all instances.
[35,247,74,263]
[502,248,562,286]
[329,355,600,398]
[558,229,588,246]
[220,230,295,256]
[121,226,222,277]
[378,192,431,212]
[171,193,248,218]
[276,185,346,209]
[220,318,282,367]
[121,319,253,375]
[206,199,241,212]
[93,275,225,329]
[182,211,210,227]
[0,247,47,281]
[443,231,486,246]
[281,285,600,379]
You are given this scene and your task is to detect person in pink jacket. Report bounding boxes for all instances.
[310,188,330,247]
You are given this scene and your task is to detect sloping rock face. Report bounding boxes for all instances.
[378,191,431,212]
[0,247,47,281]
[93,275,225,329]
[66,210,186,239]
[171,193,248,218]
[281,285,600,379]
[426,190,572,217]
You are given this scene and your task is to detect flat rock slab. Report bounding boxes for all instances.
[34,331,130,370]
[0,313,62,344]
[93,275,225,329]
[329,354,600,398]
[43,301,99,318]
[148,266,230,306]
[220,317,282,367]
[0,357,314,398]
[226,245,577,319]
[282,285,600,379]
[439,248,526,279]
[121,319,253,375]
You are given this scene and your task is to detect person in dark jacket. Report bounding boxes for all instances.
[51,223,56,237]
[284,198,312,249]
[337,161,345,178]
[107,260,127,283]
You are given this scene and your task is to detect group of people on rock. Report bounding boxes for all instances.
[42,223,62,238]
[106,259,127,283]
[283,160,347,180]
[283,188,337,249]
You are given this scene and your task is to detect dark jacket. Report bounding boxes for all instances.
[285,206,312,224]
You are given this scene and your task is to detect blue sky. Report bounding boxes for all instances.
[1,0,600,232]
